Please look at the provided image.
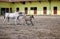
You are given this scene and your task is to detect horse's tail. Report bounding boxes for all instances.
[4,13,5,19]
[4,13,8,19]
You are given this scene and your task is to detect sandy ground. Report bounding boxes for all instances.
[0,15,60,39]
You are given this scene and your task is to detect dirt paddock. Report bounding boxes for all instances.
[0,15,60,39]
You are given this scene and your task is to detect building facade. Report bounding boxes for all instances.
[0,0,60,15]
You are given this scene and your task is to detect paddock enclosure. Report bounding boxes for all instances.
[0,16,60,39]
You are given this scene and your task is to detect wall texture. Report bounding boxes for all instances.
[0,1,60,15]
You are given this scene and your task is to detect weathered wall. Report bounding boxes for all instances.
[0,1,60,15]
[51,1,60,15]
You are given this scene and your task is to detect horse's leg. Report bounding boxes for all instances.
[17,16,20,24]
[3,17,6,23]
[4,15,5,19]
[3,17,8,24]
[17,16,19,20]
[15,17,17,25]
[7,17,9,22]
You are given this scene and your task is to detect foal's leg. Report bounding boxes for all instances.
[25,20,27,24]
[22,19,26,25]
[17,16,20,24]
[23,19,28,25]
[30,19,34,26]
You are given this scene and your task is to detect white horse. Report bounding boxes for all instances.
[3,12,20,24]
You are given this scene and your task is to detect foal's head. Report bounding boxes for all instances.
[30,15,34,19]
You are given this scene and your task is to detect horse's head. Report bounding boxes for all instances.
[19,11,25,16]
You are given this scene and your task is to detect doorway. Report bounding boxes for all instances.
[34,7,37,14]
[16,8,19,12]
[6,8,9,13]
[30,7,37,15]
[10,8,12,13]
[43,7,47,15]
[25,7,28,14]
[54,7,57,15]
[1,8,5,15]
[1,8,9,15]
